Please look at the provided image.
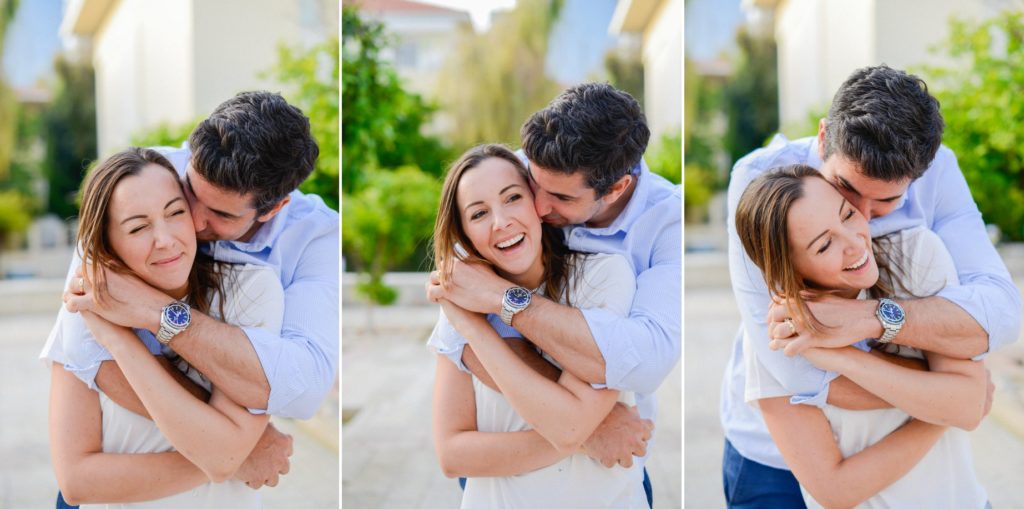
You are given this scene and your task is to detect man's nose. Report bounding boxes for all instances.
[534,193,552,217]
[192,207,209,232]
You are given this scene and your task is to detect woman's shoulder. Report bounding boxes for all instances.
[574,252,634,276]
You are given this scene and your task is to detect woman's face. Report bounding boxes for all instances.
[456,157,545,286]
[787,176,878,293]
[106,163,196,297]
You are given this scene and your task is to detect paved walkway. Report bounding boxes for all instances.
[684,256,1024,508]
[0,311,338,508]
[341,303,682,508]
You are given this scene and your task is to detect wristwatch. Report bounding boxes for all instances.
[157,301,192,345]
[875,298,905,344]
[500,287,533,326]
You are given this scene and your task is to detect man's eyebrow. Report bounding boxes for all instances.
[185,173,242,219]
[835,175,902,202]
[526,166,575,200]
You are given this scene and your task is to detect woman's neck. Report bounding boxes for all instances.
[498,258,546,291]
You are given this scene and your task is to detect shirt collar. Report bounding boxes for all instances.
[571,160,650,236]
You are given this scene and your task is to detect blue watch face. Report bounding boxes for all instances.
[506,287,531,307]
[879,301,904,323]
[166,303,190,326]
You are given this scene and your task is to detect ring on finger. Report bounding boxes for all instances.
[784,318,795,336]
[78,277,85,293]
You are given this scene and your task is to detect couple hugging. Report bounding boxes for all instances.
[427,82,681,508]
[40,91,340,508]
[722,65,1020,508]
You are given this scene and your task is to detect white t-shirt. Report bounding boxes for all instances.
[433,253,649,509]
[43,263,284,508]
[745,227,987,509]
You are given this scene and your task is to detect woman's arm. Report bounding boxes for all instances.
[432,355,571,477]
[804,346,987,430]
[760,396,947,509]
[84,311,268,482]
[49,364,211,505]
[442,301,619,453]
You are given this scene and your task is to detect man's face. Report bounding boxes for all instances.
[527,164,605,227]
[817,153,910,221]
[183,164,263,242]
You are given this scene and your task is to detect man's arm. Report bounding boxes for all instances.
[67,231,339,419]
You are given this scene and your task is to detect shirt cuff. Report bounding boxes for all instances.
[242,326,292,415]
[788,369,841,408]
[935,286,995,361]
[581,307,642,391]
[425,312,471,373]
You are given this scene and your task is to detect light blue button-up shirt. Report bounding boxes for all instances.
[722,135,1022,469]
[43,147,339,420]
[428,159,682,426]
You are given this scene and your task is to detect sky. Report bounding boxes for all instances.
[418,0,618,85]
[416,0,517,31]
[1,0,62,89]
[685,0,743,60]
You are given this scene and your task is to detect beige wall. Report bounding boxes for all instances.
[642,0,683,138]
[775,0,997,129]
[76,0,338,156]
[92,0,194,156]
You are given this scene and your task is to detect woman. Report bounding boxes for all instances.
[734,164,989,508]
[429,144,647,508]
[45,148,283,507]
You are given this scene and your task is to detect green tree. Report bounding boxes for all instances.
[342,167,440,307]
[604,49,644,108]
[648,132,682,185]
[0,0,21,180]
[130,120,199,148]
[0,189,30,248]
[342,6,450,194]
[270,38,340,210]
[437,0,564,149]
[723,27,778,165]
[42,55,97,219]
[923,13,1024,239]
[684,57,726,222]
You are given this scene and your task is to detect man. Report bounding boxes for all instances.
[44,91,339,491]
[427,82,681,504]
[722,65,1020,507]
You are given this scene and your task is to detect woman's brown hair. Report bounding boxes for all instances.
[77,147,225,315]
[735,164,908,332]
[432,144,578,305]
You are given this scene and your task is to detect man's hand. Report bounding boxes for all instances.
[581,402,653,468]
[233,422,293,489]
[767,294,881,356]
[64,266,173,332]
[426,260,511,315]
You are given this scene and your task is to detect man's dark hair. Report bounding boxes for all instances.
[520,82,650,197]
[823,65,944,182]
[188,91,319,215]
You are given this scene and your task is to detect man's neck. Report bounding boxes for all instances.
[585,174,638,228]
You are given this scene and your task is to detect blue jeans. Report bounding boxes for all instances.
[722,439,805,509]
[56,491,78,509]
[459,467,654,507]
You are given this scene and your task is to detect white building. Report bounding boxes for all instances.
[61,0,338,156]
[752,0,1015,128]
[358,0,472,99]
[609,0,683,138]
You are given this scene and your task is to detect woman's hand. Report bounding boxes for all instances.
[439,298,489,338]
[81,310,133,350]
[767,293,879,356]
[799,346,848,372]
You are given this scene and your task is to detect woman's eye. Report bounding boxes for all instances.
[507,193,521,203]
[843,208,855,221]
[171,209,186,217]
[470,210,486,221]
[130,225,148,234]
[817,239,831,254]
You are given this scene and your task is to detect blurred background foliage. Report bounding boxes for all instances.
[922,13,1024,240]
